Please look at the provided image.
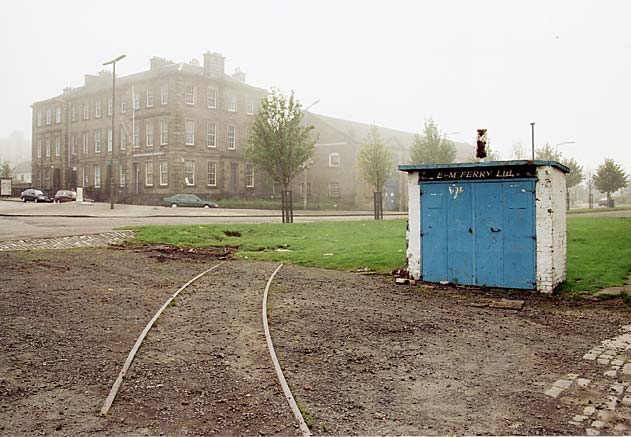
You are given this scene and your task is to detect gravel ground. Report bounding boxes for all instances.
[0,247,629,435]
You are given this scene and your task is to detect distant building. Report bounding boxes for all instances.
[31,52,268,204]
[13,161,31,184]
[294,113,472,210]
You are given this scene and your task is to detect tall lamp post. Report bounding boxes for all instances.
[530,122,535,159]
[103,54,126,209]
[301,99,320,211]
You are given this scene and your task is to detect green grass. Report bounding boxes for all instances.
[130,219,407,273]
[560,217,631,293]
[128,216,631,294]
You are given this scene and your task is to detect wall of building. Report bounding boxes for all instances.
[406,172,422,279]
[535,165,567,293]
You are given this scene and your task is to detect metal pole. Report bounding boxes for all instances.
[110,62,116,209]
[303,166,307,210]
[532,123,535,158]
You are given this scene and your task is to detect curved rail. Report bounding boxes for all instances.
[100,261,226,416]
[262,263,311,436]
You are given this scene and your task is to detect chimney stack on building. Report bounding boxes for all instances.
[203,51,225,78]
[150,56,175,70]
[232,68,246,82]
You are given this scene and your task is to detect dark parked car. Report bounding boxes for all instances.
[54,190,77,203]
[163,194,219,208]
[598,197,614,207]
[20,189,53,203]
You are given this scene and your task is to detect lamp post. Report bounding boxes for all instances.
[530,122,535,160]
[103,54,126,209]
[301,99,320,211]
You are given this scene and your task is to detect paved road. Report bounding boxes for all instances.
[0,200,405,241]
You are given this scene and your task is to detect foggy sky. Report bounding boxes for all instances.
[1,0,630,172]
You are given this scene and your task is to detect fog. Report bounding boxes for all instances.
[1,0,630,171]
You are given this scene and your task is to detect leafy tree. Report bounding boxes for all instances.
[563,157,584,189]
[512,141,527,159]
[535,143,562,161]
[247,89,315,222]
[593,158,629,207]
[409,118,456,164]
[0,160,13,178]
[357,126,394,219]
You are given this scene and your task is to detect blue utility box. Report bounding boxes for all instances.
[399,161,569,293]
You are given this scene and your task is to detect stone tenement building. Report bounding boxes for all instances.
[31,52,267,204]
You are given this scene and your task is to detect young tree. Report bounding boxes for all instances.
[535,142,563,161]
[356,126,394,219]
[0,160,14,178]
[563,157,584,189]
[409,118,456,164]
[247,89,315,223]
[593,158,629,207]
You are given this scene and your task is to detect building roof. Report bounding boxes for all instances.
[35,59,266,105]
[399,160,570,173]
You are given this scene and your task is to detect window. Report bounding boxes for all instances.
[46,108,52,125]
[133,124,140,148]
[300,183,312,196]
[44,168,50,187]
[55,107,61,123]
[160,119,168,145]
[246,164,254,187]
[55,135,61,157]
[83,103,89,120]
[71,135,77,155]
[37,138,42,159]
[133,90,140,110]
[37,111,42,127]
[185,119,195,145]
[120,164,126,188]
[207,87,217,108]
[71,105,77,122]
[46,136,51,157]
[160,84,168,105]
[227,125,236,150]
[145,162,153,187]
[206,122,216,147]
[146,88,154,107]
[329,152,341,167]
[107,98,112,116]
[185,84,195,105]
[228,95,237,112]
[82,132,88,155]
[207,161,217,186]
[94,166,101,188]
[94,130,101,153]
[120,125,127,150]
[146,122,154,147]
[121,96,127,113]
[107,128,113,152]
[184,160,195,186]
[95,100,101,118]
[82,167,88,187]
[247,100,254,115]
[159,161,168,186]
[328,182,341,198]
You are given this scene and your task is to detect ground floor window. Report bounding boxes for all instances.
[120,164,126,188]
[207,161,217,186]
[159,161,168,186]
[246,164,254,187]
[328,182,340,198]
[184,160,195,186]
[94,165,101,188]
[145,161,153,187]
[300,182,311,196]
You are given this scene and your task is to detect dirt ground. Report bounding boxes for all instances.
[1,246,630,436]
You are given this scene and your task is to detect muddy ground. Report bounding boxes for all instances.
[0,247,630,435]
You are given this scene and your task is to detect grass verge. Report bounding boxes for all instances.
[128,216,631,295]
[130,220,407,274]
[568,206,631,215]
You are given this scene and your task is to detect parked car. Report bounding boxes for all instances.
[54,190,77,203]
[163,194,219,208]
[20,189,53,203]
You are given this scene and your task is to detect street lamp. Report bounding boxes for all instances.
[103,54,126,209]
[303,99,320,113]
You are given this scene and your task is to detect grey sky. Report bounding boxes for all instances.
[1,0,630,171]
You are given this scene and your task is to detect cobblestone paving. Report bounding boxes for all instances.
[544,324,631,435]
[0,231,134,251]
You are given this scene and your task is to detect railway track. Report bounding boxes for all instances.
[100,261,310,436]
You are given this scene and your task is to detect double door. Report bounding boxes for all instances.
[420,180,536,289]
